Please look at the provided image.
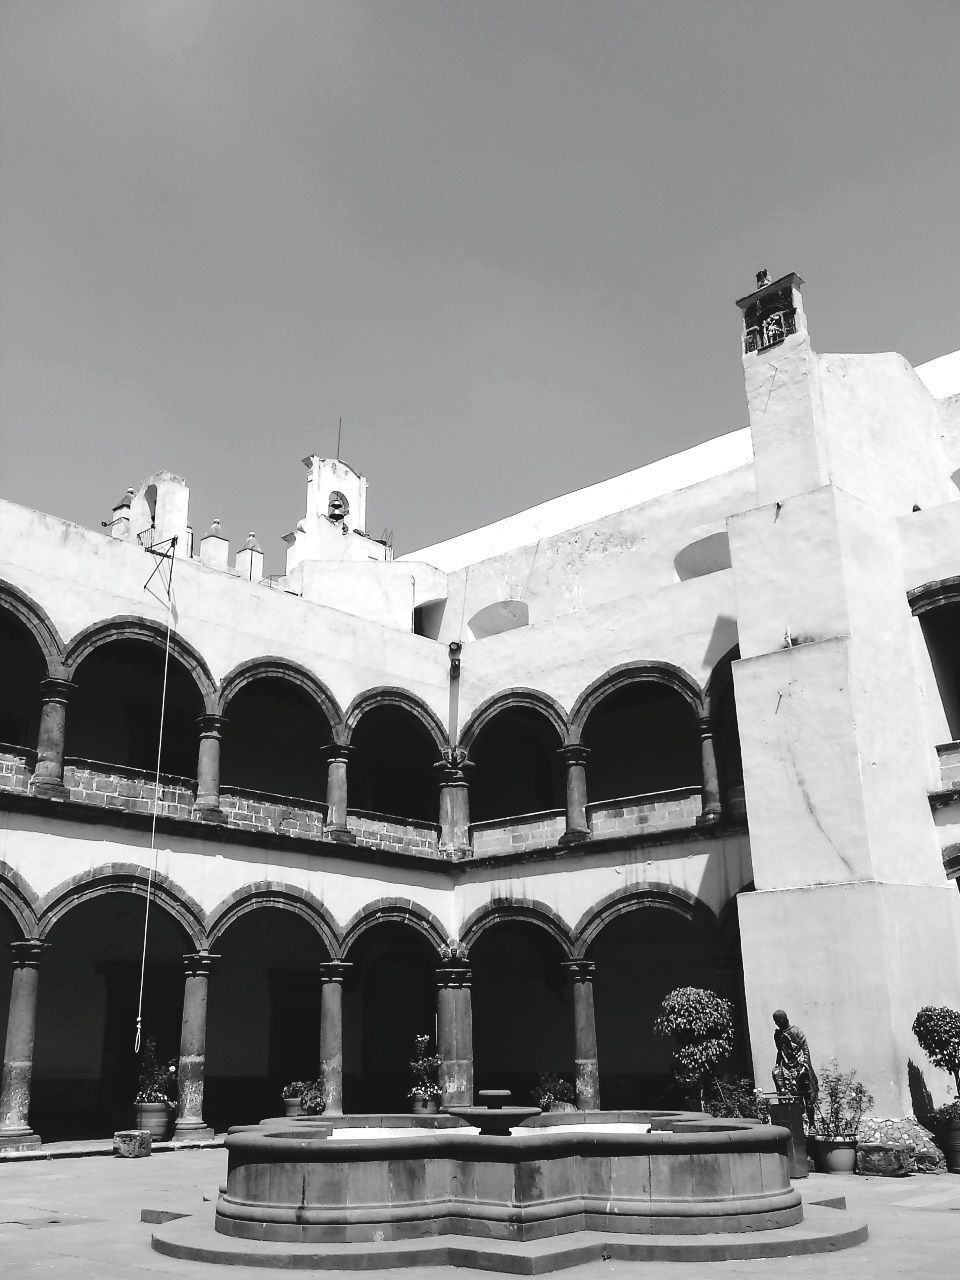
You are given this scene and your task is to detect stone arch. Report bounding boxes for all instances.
[460,897,575,957]
[206,882,341,957]
[0,580,66,677]
[908,577,960,616]
[572,883,718,958]
[343,687,447,755]
[37,864,206,951]
[0,861,40,939]
[459,688,569,754]
[217,657,342,734]
[63,616,217,710]
[340,898,448,958]
[568,661,705,743]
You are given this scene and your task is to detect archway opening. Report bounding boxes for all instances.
[0,610,46,749]
[588,904,745,1109]
[206,907,328,1130]
[0,904,22,1072]
[713,680,744,815]
[582,683,699,802]
[469,709,563,821]
[918,603,960,739]
[343,923,438,1112]
[66,640,203,778]
[34,892,190,1139]
[470,922,572,1103]
[349,706,439,822]
[220,678,331,801]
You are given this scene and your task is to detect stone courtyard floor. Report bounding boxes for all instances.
[0,1147,957,1278]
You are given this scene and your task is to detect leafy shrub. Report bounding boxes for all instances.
[300,1076,326,1115]
[703,1075,770,1122]
[813,1059,873,1138]
[407,1033,442,1101]
[913,1006,960,1094]
[654,987,734,1108]
[135,1036,177,1106]
[282,1080,309,1101]
[534,1072,576,1110]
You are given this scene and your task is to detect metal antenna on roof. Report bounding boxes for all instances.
[336,416,343,460]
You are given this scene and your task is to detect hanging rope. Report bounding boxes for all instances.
[134,540,177,1054]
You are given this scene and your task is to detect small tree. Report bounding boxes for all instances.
[407,1034,442,1103]
[654,987,735,1109]
[913,1006,960,1095]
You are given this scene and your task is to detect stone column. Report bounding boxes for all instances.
[435,756,473,858]
[0,941,45,1150]
[562,960,600,1111]
[436,963,473,1106]
[318,962,352,1115]
[324,746,355,843]
[194,714,225,815]
[558,745,591,844]
[697,716,722,825]
[173,951,218,1141]
[32,678,72,798]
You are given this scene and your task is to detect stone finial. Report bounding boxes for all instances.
[113,487,135,511]
[756,268,771,289]
[200,519,230,569]
[242,532,261,552]
[203,518,227,541]
[235,530,265,582]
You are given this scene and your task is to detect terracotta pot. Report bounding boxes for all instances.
[282,1096,301,1118]
[941,1119,960,1173]
[136,1101,170,1139]
[412,1096,440,1115]
[809,1136,857,1173]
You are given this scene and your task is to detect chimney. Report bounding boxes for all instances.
[235,532,264,582]
[199,519,230,569]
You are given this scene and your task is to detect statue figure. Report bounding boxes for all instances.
[772,1009,819,1127]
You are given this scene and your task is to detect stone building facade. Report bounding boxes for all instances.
[2,273,960,1146]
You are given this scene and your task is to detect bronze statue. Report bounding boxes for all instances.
[772,1009,819,1127]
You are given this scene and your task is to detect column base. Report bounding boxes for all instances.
[439,843,471,860]
[0,1126,41,1151]
[172,1121,215,1142]
[192,805,227,824]
[558,828,591,846]
[696,808,722,827]
[30,779,68,801]
[325,825,356,845]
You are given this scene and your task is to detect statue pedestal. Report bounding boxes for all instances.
[769,1099,808,1178]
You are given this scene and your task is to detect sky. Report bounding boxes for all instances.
[2,1,959,572]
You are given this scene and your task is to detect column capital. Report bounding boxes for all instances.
[558,744,590,766]
[183,951,219,978]
[322,742,353,764]
[39,677,73,705]
[562,959,596,983]
[436,962,472,989]
[318,960,352,984]
[698,714,714,738]
[196,713,226,738]
[10,941,46,970]
[433,757,474,785]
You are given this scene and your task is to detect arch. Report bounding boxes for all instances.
[206,882,341,956]
[343,687,447,755]
[64,616,216,710]
[218,657,342,733]
[0,580,65,677]
[568,661,704,742]
[459,688,569,754]
[467,600,530,640]
[572,883,718,958]
[0,861,40,939]
[908,578,960,616]
[37,864,206,951]
[673,532,732,582]
[340,898,448,958]
[460,897,575,957]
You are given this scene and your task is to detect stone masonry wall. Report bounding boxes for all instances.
[937,741,960,789]
[0,745,34,795]
[586,787,702,838]
[470,810,567,857]
[64,760,195,819]
[219,787,327,840]
[347,810,441,857]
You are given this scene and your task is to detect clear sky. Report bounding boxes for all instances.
[2,1,959,570]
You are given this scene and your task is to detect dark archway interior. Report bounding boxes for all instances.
[206,908,327,1130]
[0,906,19,1069]
[343,924,437,1112]
[582,683,700,802]
[349,706,438,822]
[920,604,960,739]
[220,679,330,801]
[588,906,745,1108]
[0,611,45,748]
[66,640,202,777]
[33,894,188,1138]
[470,923,573,1102]
[712,681,744,809]
[469,709,563,821]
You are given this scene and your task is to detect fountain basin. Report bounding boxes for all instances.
[214,1115,802,1243]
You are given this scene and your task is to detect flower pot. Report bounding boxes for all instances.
[282,1097,301,1118]
[941,1119,960,1173]
[412,1096,440,1115]
[809,1136,857,1173]
[135,1101,170,1139]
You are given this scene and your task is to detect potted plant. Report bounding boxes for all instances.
[407,1034,443,1114]
[912,1005,960,1171]
[653,987,735,1111]
[281,1080,308,1118]
[134,1036,177,1138]
[299,1076,326,1117]
[808,1059,873,1173]
[534,1072,577,1113]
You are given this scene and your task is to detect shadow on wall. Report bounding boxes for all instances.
[674,533,731,582]
[467,601,529,640]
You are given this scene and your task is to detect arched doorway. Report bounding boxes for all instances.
[343,923,438,1113]
[220,676,332,801]
[348,705,439,822]
[470,921,573,1103]
[33,893,191,1138]
[581,683,700,802]
[66,639,203,778]
[587,902,745,1108]
[206,907,329,1130]
[0,609,45,750]
[468,709,563,821]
